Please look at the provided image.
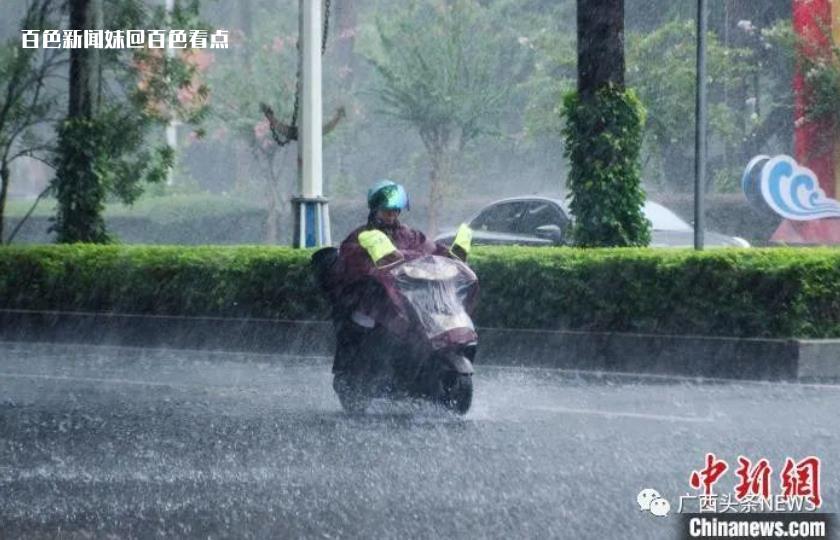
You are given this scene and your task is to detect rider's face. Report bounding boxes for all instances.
[376,209,400,225]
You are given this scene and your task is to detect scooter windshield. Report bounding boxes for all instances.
[391,255,476,340]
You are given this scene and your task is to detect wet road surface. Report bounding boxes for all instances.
[1,341,838,538]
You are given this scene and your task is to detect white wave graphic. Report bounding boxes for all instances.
[758,155,840,221]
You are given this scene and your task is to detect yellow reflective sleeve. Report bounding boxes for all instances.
[452,223,473,254]
[358,229,398,263]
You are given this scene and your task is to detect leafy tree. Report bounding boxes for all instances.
[794,21,840,151]
[206,1,344,244]
[52,0,109,243]
[519,27,576,139]
[752,19,796,154]
[0,0,64,244]
[206,8,298,244]
[366,0,519,235]
[628,21,776,190]
[51,0,209,243]
[622,18,798,193]
[626,20,758,192]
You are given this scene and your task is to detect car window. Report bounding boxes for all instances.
[516,201,568,235]
[471,202,526,233]
[644,201,692,232]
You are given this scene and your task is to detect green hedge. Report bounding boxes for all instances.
[0,245,328,320]
[2,245,840,338]
[469,247,840,338]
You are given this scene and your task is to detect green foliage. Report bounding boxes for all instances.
[0,244,327,319]
[798,25,840,134]
[206,3,296,145]
[129,2,211,126]
[0,1,60,146]
[3,245,840,338]
[561,85,651,247]
[487,0,579,140]
[0,47,56,151]
[51,111,174,243]
[201,3,303,240]
[49,0,209,243]
[52,117,110,244]
[520,28,575,138]
[626,20,757,191]
[469,246,840,338]
[754,19,796,121]
[0,0,63,243]
[804,63,840,128]
[366,0,517,150]
[365,0,525,232]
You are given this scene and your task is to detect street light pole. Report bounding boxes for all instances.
[694,0,707,250]
[292,0,331,248]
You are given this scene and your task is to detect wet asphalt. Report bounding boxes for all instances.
[1,341,838,539]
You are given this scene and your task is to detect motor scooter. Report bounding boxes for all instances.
[312,247,478,415]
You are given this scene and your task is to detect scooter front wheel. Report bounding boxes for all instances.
[333,373,372,414]
[437,371,473,415]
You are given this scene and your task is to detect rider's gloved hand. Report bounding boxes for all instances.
[358,229,403,266]
[451,223,472,261]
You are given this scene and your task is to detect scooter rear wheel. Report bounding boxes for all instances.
[438,372,473,415]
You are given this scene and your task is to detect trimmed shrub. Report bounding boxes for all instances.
[0,245,329,320]
[2,245,840,338]
[469,247,840,338]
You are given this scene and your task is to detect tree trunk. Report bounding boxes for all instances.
[577,0,625,97]
[428,153,440,238]
[265,152,280,244]
[427,148,450,238]
[54,0,105,243]
[0,161,9,244]
[235,141,250,194]
[235,0,253,194]
[68,0,100,119]
[334,0,357,187]
[266,194,279,244]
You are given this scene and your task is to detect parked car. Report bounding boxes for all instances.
[434,196,751,248]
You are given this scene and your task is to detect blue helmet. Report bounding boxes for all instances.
[367,179,409,211]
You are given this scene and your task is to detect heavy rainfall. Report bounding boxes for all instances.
[1,0,839,538]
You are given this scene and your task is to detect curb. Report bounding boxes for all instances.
[1,309,838,381]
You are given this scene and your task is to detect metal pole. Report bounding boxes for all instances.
[302,0,323,199]
[694,0,707,250]
[292,0,330,247]
[295,0,304,198]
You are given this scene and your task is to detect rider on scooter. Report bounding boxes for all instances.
[325,180,472,375]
